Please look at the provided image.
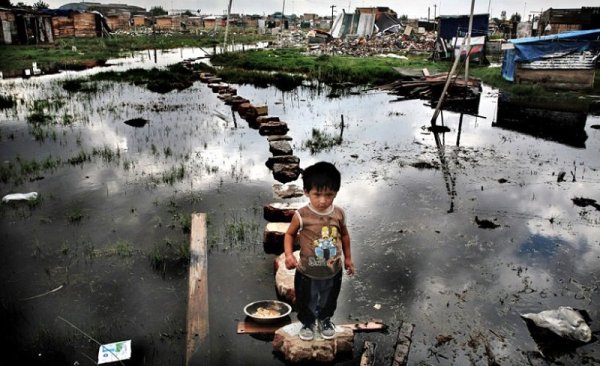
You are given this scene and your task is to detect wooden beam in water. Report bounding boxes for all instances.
[391,321,415,366]
[186,213,209,366]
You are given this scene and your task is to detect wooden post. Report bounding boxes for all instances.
[186,213,209,365]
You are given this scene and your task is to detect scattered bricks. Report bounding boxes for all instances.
[263,222,290,254]
[264,202,304,222]
[269,140,293,156]
[217,93,232,100]
[259,121,289,136]
[266,155,300,170]
[272,163,301,184]
[273,323,354,363]
[274,251,299,304]
[267,135,293,142]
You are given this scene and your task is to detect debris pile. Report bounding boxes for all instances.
[305,31,436,57]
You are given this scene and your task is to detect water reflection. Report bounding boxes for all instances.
[0,70,599,365]
[493,92,588,148]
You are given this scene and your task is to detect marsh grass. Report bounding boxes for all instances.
[104,240,134,257]
[148,238,190,277]
[303,128,342,154]
[160,164,186,185]
[66,208,84,224]
[223,215,260,248]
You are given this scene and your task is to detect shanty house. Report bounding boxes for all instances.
[330,6,402,38]
[501,29,600,90]
[51,11,110,38]
[537,7,600,35]
[433,14,489,61]
[0,7,54,44]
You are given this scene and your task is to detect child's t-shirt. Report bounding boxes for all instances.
[295,204,346,279]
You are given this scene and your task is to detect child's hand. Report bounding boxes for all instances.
[285,254,298,270]
[344,258,355,275]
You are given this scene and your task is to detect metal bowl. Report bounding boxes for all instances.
[243,300,292,323]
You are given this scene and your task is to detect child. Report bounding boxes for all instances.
[284,161,355,341]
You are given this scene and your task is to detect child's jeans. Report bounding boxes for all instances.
[294,270,342,326]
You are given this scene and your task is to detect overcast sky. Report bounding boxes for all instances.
[31,1,600,19]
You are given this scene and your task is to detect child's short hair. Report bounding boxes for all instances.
[302,161,341,192]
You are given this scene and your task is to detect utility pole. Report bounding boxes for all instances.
[223,0,233,52]
[330,5,336,27]
[281,0,285,32]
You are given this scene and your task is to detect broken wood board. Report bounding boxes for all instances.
[238,319,384,334]
[360,341,377,366]
[391,321,415,366]
[186,213,209,365]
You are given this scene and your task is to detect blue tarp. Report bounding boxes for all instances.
[501,29,600,82]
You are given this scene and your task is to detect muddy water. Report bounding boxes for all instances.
[1,66,599,365]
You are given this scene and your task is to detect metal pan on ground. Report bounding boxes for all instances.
[244,300,292,323]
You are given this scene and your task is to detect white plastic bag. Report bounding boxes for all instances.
[521,306,592,342]
[2,192,38,203]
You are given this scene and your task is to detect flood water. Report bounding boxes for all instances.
[1,56,599,365]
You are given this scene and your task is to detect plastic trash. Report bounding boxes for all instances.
[521,306,592,343]
[2,192,38,203]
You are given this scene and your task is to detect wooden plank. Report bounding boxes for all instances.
[391,321,415,366]
[360,341,377,366]
[237,317,292,334]
[237,319,384,334]
[186,213,209,366]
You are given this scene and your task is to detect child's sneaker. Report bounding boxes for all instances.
[319,318,336,339]
[298,323,314,341]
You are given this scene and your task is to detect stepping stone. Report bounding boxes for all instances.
[266,155,300,169]
[269,140,293,156]
[273,183,304,199]
[272,163,301,184]
[264,202,304,222]
[245,104,268,121]
[259,121,289,136]
[263,222,290,253]
[257,116,280,126]
[272,322,354,363]
[267,135,293,142]
[199,72,214,82]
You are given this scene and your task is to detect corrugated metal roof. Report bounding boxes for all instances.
[356,13,375,37]
[520,50,598,69]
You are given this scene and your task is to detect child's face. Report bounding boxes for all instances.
[305,187,337,212]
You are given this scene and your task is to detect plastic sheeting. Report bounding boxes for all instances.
[501,29,600,82]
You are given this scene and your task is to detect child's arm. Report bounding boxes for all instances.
[341,225,354,275]
[284,214,300,269]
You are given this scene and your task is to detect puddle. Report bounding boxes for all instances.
[0,65,599,365]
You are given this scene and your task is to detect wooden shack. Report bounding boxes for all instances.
[155,15,183,31]
[52,12,103,38]
[537,7,600,35]
[502,29,600,90]
[105,12,130,31]
[0,8,53,45]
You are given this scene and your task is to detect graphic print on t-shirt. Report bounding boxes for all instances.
[308,225,338,267]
